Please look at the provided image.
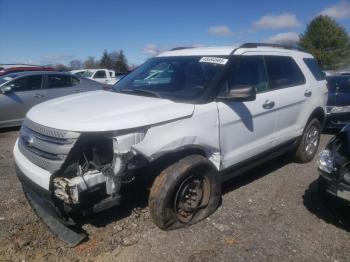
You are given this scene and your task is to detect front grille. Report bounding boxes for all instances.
[18,119,80,173]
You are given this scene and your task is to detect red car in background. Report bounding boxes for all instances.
[0,64,54,76]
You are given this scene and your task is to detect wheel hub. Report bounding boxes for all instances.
[174,175,210,223]
[305,125,319,155]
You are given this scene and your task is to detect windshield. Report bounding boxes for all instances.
[327,76,350,93]
[0,76,15,85]
[113,56,229,102]
[74,70,93,78]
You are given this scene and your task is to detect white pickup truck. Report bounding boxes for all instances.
[71,69,119,85]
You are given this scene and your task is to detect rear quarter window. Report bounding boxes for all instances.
[303,58,326,81]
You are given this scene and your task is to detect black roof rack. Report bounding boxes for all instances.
[239,43,305,52]
[170,47,194,51]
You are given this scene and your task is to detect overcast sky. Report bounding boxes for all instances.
[0,0,349,66]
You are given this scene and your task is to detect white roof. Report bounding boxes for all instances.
[158,45,312,58]
[158,46,237,57]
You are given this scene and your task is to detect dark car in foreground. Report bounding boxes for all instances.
[318,123,350,203]
[0,71,104,128]
[325,75,350,129]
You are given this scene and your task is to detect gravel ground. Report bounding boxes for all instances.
[0,128,350,261]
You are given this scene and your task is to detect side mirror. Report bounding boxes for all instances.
[0,85,12,94]
[217,85,256,102]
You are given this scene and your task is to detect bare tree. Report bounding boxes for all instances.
[69,59,82,70]
[83,56,97,69]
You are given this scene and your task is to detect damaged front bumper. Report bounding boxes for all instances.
[15,164,87,246]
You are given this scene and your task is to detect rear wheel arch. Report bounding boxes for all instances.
[308,107,326,128]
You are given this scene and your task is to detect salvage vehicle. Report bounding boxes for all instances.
[0,71,103,128]
[318,123,350,203]
[71,69,120,85]
[325,75,350,129]
[14,43,327,246]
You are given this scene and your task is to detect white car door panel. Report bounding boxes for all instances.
[218,92,276,168]
[217,55,276,169]
[263,55,308,146]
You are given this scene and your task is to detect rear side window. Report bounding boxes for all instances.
[265,56,305,89]
[48,75,78,88]
[303,58,325,81]
[7,75,42,91]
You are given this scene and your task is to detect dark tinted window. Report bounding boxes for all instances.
[303,58,325,81]
[48,75,77,88]
[7,75,42,91]
[94,70,106,79]
[221,56,268,93]
[327,76,350,93]
[265,56,305,89]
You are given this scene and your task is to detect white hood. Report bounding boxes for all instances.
[27,91,195,132]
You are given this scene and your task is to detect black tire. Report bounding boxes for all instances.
[293,118,321,163]
[148,155,221,230]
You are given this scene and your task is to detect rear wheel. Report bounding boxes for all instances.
[149,155,221,230]
[293,118,321,163]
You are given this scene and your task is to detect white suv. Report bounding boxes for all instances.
[13,43,328,245]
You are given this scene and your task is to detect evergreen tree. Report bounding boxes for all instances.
[113,50,128,72]
[99,50,113,69]
[299,15,350,70]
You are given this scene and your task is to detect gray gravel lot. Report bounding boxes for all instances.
[0,128,350,261]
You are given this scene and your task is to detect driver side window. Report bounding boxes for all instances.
[7,75,42,92]
[221,56,269,94]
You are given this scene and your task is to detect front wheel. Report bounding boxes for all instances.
[293,118,321,163]
[148,155,221,230]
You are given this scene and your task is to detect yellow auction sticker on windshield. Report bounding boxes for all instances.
[199,57,228,65]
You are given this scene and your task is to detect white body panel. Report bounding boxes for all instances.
[27,91,194,132]
[217,92,276,169]
[13,139,52,190]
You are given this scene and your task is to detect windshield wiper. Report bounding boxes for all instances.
[119,89,162,98]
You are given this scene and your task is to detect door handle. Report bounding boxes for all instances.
[263,100,275,109]
[75,89,82,93]
[304,90,312,97]
[34,93,44,98]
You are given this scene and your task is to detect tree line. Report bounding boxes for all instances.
[53,49,129,72]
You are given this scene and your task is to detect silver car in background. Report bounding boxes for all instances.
[0,71,104,128]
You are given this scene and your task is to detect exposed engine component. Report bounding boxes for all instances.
[52,132,146,211]
[53,170,105,204]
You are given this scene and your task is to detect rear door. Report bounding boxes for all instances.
[263,55,307,146]
[0,75,44,126]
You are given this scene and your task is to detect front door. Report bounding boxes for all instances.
[217,55,276,169]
